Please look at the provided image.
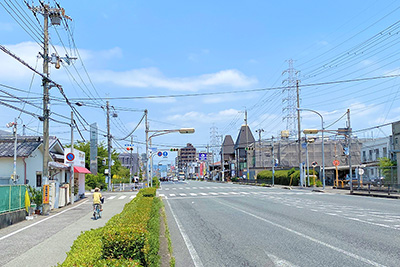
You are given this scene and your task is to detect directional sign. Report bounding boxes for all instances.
[66,153,75,161]
[150,147,157,152]
[302,143,307,149]
[358,168,364,175]
[333,160,340,166]
[163,151,168,157]
[157,151,163,157]
[124,144,134,147]
[199,153,207,161]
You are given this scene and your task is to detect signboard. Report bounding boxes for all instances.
[199,153,207,161]
[157,151,163,157]
[90,123,98,175]
[43,184,49,204]
[163,151,168,157]
[151,147,157,152]
[302,143,307,149]
[358,168,364,175]
[333,160,340,166]
[66,153,75,161]
[311,161,318,167]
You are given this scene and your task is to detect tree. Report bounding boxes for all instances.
[378,157,397,184]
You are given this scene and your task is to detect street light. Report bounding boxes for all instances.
[146,127,195,187]
[297,108,325,190]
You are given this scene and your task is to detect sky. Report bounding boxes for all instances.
[1,0,400,164]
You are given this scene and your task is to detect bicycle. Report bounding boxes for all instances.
[93,203,101,220]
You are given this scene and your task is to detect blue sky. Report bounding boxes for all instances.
[1,0,400,164]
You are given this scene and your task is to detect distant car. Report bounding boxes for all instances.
[173,177,178,182]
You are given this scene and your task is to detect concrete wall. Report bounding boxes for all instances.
[0,209,26,229]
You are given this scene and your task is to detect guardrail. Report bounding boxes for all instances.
[111,183,144,192]
[0,185,27,214]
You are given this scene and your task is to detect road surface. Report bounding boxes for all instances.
[161,181,400,267]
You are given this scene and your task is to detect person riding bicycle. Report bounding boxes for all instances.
[93,187,103,211]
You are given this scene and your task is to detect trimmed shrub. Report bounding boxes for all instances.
[60,187,161,266]
[152,176,160,188]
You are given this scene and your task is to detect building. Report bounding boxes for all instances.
[177,143,196,177]
[118,152,139,176]
[234,125,255,178]
[221,135,235,180]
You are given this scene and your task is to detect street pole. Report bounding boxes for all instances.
[347,109,353,193]
[296,80,302,172]
[245,109,249,179]
[70,111,74,204]
[106,101,112,191]
[145,110,149,187]
[321,116,325,190]
[306,134,310,187]
[130,135,133,183]
[221,135,224,182]
[42,8,50,214]
[12,119,17,184]
[150,138,153,187]
[272,136,275,186]
[256,129,264,168]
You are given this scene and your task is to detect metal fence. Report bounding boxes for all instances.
[0,185,27,214]
[111,183,144,192]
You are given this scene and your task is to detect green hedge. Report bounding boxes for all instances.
[257,169,301,186]
[60,188,161,266]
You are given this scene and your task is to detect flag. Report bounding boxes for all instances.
[25,189,30,213]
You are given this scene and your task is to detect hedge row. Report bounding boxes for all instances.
[256,169,319,186]
[60,187,160,267]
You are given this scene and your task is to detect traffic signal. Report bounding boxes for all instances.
[170,148,179,151]
[127,147,134,151]
[245,147,254,151]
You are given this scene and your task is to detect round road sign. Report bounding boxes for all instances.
[311,161,318,167]
[66,153,75,161]
[157,151,163,157]
[333,160,340,166]
[358,168,364,175]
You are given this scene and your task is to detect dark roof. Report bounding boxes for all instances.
[222,135,235,155]
[0,137,42,157]
[234,125,255,150]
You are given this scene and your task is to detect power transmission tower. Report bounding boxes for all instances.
[282,59,299,137]
[210,125,219,164]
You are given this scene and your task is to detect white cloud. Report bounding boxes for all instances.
[91,68,257,92]
[166,109,239,124]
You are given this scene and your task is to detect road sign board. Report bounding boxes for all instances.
[333,160,340,166]
[199,153,207,161]
[302,143,307,149]
[163,151,168,157]
[151,147,157,152]
[124,144,134,147]
[157,151,163,157]
[43,184,49,204]
[358,168,364,175]
[311,161,318,167]
[66,153,75,161]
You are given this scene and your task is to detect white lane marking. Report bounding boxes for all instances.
[190,193,197,196]
[192,187,198,189]
[129,195,135,199]
[172,188,177,190]
[118,196,127,200]
[229,192,239,195]
[165,199,204,267]
[180,193,187,196]
[107,196,116,200]
[165,188,170,191]
[160,194,165,197]
[220,192,229,195]
[218,201,386,267]
[179,188,184,190]
[266,253,299,267]
[0,200,88,241]
[199,193,208,196]
[241,192,250,195]
[210,193,218,195]
[169,194,176,197]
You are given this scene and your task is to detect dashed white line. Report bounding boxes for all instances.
[199,193,208,196]
[107,196,116,200]
[190,193,197,196]
[180,193,187,196]
[169,194,176,197]
[118,196,127,200]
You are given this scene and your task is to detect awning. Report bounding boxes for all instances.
[74,166,91,174]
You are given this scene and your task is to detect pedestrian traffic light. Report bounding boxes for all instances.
[170,148,179,151]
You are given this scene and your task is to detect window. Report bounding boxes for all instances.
[375,149,379,159]
[362,151,366,162]
[383,147,387,158]
[368,150,373,161]
[36,172,42,187]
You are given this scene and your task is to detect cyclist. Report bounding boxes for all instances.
[93,187,103,212]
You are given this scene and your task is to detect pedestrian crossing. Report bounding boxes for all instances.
[159,191,314,198]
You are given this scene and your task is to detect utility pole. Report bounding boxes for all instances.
[28,2,71,214]
[206,144,210,179]
[130,135,133,183]
[245,109,249,179]
[106,101,112,191]
[6,119,18,184]
[256,129,264,168]
[272,136,275,186]
[220,136,224,182]
[70,111,74,204]
[145,109,149,187]
[296,80,301,170]
[347,109,353,193]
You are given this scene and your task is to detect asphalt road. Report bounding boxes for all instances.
[0,191,137,267]
[161,181,400,267]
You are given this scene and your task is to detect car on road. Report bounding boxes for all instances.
[172,177,178,182]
